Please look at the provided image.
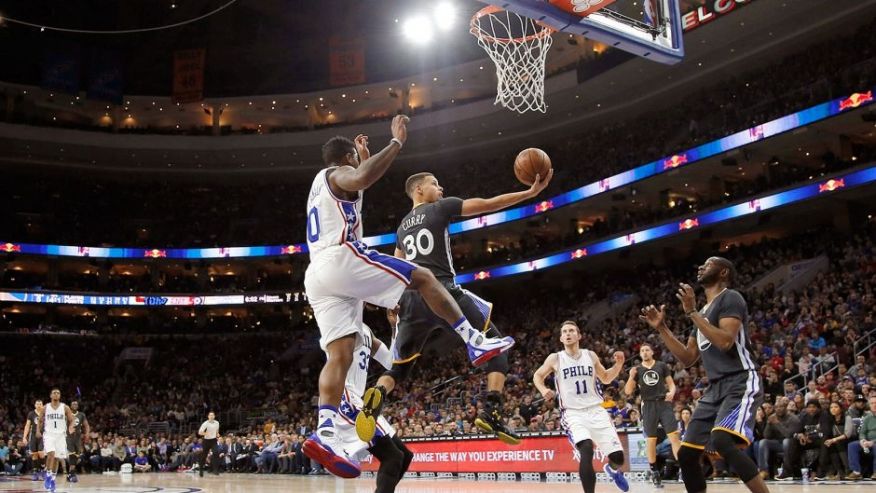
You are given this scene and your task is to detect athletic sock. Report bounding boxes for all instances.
[452,318,478,343]
[317,405,339,429]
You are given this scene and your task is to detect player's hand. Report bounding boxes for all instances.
[677,283,697,314]
[639,304,666,329]
[613,351,625,365]
[69,425,75,434]
[541,389,557,401]
[527,168,554,197]
[391,115,410,145]
[665,390,675,402]
[354,134,370,161]
[386,305,400,327]
[36,431,42,438]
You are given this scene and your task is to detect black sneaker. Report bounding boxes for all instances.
[651,469,664,488]
[356,385,387,442]
[474,407,521,445]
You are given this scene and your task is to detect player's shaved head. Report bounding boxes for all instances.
[322,136,355,166]
[405,172,434,199]
[710,256,737,285]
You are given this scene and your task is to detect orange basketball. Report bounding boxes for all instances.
[514,148,552,186]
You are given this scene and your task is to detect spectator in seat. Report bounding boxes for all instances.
[3,439,25,476]
[757,400,799,479]
[820,401,850,479]
[847,396,876,480]
[133,451,151,473]
[778,400,830,480]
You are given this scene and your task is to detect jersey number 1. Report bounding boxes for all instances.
[575,380,588,395]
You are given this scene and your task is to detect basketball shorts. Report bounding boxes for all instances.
[393,279,496,364]
[681,370,762,449]
[43,433,68,459]
[336,389,395,461]
[66,435,83,455]
[28,435,43,454]
[305,241,417,350]
[641,400,678,438]
[561,406,623,455]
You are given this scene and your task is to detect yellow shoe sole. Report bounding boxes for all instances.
[475,418,521,445]
[356,387,383,442]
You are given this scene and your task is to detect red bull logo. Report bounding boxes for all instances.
[474,271,491,281]
[838,91,873,111]
[535,200,554,213]
[663,154,688,170]
[625,234,636,246]
[78,246,90,256]
[2,243,21,253]
[571,248,588,259]
[679,218,699,230]
[748,199,761,212]
[599,178,611,191]
[818,179,845,193]
[749,125,765,140]
[144,249,167,258]
[281,245,303,255]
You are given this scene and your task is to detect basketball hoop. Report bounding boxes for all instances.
[470,5,555,114]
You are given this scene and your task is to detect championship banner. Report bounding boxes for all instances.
[87,49,124,105]
[329,36,365,87]
[173,48,206,104]
[361,435,631,474]
[41,44,81,94]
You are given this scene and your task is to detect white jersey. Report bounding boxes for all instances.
[555,349,603,410]
[43,402,68,435]
[342,324,374,410]
[306,167,363,261]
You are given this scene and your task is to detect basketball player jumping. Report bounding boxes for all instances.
[533,321,629,493]
[65,400,89,483]
[303,115,514,478]
[336,324,413,493]
[36,388,75,493]
[356,169,553,445]
[623,343,680,487]
[22,399,45,481]
[640,257,769,493]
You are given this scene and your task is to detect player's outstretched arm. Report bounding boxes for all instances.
[330,115,409,192]
[460,169,553,217]
[640,304,700,367]
[593,350,625,384]
[533,353,558,401]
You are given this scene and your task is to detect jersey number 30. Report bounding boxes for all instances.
[402,230,434,260]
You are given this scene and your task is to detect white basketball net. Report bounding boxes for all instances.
[470,7,554,114]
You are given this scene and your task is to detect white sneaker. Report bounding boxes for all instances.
[467,335,515,366]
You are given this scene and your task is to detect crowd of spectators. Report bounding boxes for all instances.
[0,223,874,480]
[2,17,875,250]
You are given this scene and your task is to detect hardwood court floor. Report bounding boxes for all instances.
[1,473,873,493]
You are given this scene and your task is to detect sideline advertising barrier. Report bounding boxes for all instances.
[361,432,649,474]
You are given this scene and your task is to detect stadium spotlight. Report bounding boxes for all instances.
[433,2,456,31]
[403,14,434,44]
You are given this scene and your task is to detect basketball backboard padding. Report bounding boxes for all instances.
[481,0,685,65]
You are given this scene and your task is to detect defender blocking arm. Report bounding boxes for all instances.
[460,169,553,216]
[330,115,409,192]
